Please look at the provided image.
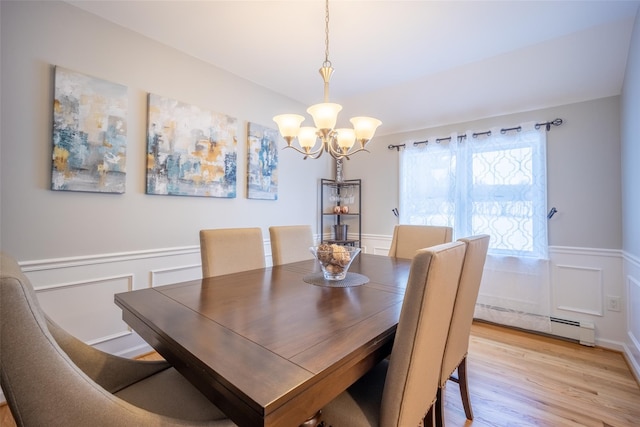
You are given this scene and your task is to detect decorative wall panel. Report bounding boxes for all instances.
[553,264,604,316]
[36,275,132,344]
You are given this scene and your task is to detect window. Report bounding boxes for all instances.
[399,122,548,259]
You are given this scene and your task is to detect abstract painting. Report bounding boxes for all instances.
[51,67,128,193]
[247,122,278,200]
[146,94,238,198]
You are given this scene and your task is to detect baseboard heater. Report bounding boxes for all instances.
[550,316,595,347]
[474,304,595,347]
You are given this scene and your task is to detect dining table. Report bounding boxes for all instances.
[114,253,412,427]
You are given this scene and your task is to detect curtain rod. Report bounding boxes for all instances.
[387,118,563,151]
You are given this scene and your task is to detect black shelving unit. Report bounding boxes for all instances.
[320,178,361,247]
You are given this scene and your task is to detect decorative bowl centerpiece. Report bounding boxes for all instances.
[310,244,361,281]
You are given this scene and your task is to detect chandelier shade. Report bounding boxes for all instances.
[273,0,381,160]
[307,103,342,131]
[272,114,305,141]
[298,127,320,149]
[351,117,383,145]
[335,128,356,150]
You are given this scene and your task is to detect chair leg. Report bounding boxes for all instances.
[424,404,435,427]
[435,386,444,427]
[458,356,473,420]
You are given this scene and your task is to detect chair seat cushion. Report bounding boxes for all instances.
[115,367,230,423]
[321,359,389,427]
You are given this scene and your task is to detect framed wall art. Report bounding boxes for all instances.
[51,66,128,193]
[146,94,238,198]
[246,122,278,200]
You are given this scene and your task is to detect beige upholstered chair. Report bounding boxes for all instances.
[199,227,266,278]
[388,225,453,259]
[269,225,315,266]
[319,241,467,427]
[435,234,490,427]
[0,252,236,427]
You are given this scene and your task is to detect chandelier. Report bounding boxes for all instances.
[273,0,381,160]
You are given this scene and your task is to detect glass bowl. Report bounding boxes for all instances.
[310,244,361,281]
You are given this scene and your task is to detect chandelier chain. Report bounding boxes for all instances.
[323,0,331,68]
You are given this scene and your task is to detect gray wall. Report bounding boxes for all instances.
[0,1,330,261]
[622,7,640,258]
[346,96,623,251]
[621,4,640,373]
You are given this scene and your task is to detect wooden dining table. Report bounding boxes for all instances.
[114,253,412,427]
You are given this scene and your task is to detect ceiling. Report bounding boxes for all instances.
[67,0,640,136]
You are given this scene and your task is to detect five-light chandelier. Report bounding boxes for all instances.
[273,0,381,160]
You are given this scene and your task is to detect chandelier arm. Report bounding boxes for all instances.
[326,139,341,157]
[325,139,371,160]
[343,147,371,157]
[283,144,325,160]
[325,137,343,159]
[311,147,325,160]
[328,149,348,161]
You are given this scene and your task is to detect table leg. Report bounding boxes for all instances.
[300,410,322,427]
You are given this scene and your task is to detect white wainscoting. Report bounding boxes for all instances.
[17,242,273,356]
[2,237,636,405]
[36,274,134,345]
[358,233,393,256]
[624,252,640,381]
[150,264,202,287]
[20,246,205,356]
[0,243,275,405]
[550,247,625,350]
[359,235,630,351]
[553,264,604,316]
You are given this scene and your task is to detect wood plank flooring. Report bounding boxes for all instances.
[1,321,639,426]
[443,321,640,427]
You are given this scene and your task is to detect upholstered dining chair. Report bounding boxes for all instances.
[319,241,467,427]
[269,225,315,266]
[199,227,266,278]
[0,252,236,427]
[388,225,453,259]
[435,234,490,427]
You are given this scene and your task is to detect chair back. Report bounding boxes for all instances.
[200,227,266,278]
[1,252,236,427]
[0,253,148,426]
[388,225,453,259]
[381,241,466,427]
[440,234,490,384]
[268,225,314,266]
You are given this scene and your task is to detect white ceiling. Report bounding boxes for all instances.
[67,0,640,136]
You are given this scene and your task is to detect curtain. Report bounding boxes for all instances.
[399,122,551,333]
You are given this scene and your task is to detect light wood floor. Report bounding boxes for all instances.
[2,321,639,427]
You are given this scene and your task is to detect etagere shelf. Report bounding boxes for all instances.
[320,178,361,247]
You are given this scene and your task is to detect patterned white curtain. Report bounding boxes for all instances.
[399,122,551,332]
[399,132,458,228]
